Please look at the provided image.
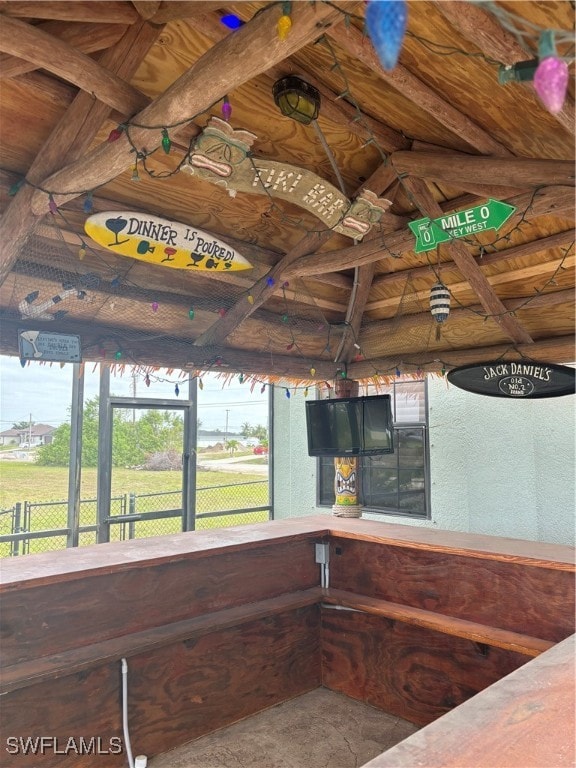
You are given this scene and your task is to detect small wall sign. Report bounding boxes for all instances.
[447,360,575,398]
[19,330,81,363]
[85,211,252,272]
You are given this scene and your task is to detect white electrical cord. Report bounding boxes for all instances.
[121,658,135,768]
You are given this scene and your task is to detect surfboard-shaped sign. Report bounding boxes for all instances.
[84,212,252,272]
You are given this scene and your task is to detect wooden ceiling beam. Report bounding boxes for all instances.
[0,16,150,115]
[432,0,575,137]
[191,12,409,154]
[0,20,161,287]
[360,289,575,346]
[390,152,575,189]
[149,2,227,24]
[333,262,377,364]
[0,2,345,289]
[0,318,339,380]
[372,229,576,290]
[348,335,576,377]
[0,2,139,23]
[27,2,346,217]
[192,163,399,348]
[326,24,513,157]
[0,22,129,79]
[401,175,533,344]
[131,2,161,20]
[284,186,576,278]
[365,253,575,313]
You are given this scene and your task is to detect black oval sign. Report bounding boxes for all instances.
[447,360,575,399]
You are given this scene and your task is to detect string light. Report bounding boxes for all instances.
[78,244,87,260]
[107,125,124,142]
[161,128,172,154]
[247,294,254,305]
[131,163,140,182]
[151,301,159,313]
[365,0,407,70]
[83,193,93,213]
[221,14,243,30]
[533,31,569,114]
[188,307,195,320]
[285,389,291,399]
[395,367,401,377]
[266,277,275,287]
[115,350,122,360]
[239,373,244,383]
[310,367,316,376]
[9,179,24,196]
[145,374,150,387]
[175,383,180,396]
[48,195,58,215]
[218,308,227,318]
[198,378,204,390]
[222,96,232,122]
[277,2,292,41]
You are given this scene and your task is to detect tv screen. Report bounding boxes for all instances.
[305,395,394,457]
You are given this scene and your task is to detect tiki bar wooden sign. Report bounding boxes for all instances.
[447,360,576,398]
[183,117,392,240]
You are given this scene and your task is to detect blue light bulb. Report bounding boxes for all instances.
[365,0,407,71]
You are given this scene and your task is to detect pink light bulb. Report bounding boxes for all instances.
[533,57,569,114]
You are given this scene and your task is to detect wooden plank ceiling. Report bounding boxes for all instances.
[0,0,574,383]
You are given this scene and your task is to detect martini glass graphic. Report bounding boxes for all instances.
[105,216,130,247]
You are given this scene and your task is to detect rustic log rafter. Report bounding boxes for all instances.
[347,335,576,378]
[0,22,129,79]
[401,175,534,344]
[0,2,347,288]
[325,24,513,157]
[284,186,576,279]
[191,12,410,154]
[192,163,400,349]
[432,0,575,137]
[0,2,139,24]
[0,19,161,287]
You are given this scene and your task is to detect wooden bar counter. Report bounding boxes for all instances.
[1,516,574,767]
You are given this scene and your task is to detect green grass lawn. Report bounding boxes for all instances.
[0,462,269,558]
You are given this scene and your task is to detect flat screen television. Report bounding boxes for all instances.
[305,395,394,457]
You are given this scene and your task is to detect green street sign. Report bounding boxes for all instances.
[408,198,516,253]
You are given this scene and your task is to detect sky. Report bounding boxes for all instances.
[0,355,268,434]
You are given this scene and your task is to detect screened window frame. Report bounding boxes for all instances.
[316,380,431,520]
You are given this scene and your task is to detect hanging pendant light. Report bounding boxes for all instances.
[273,76,320,125]
[430,281,450,340]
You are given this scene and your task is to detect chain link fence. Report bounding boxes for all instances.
[0,480,270,557]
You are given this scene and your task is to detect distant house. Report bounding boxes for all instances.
[0,424,56,448]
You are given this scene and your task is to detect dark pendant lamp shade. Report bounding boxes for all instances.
[273,76,321,125]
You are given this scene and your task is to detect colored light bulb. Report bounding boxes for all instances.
[115,350,122,360]
[152,301,159,313]
[83,194,93,213]
[247,294,254,305]
[161,128,172,154]
[198,378,204,390]
[188,307,195,320]
[218,308,226,317]
[286,343,294,350]
[533,57,569,114]
[107,126,123,142]
[285,389,291,399]
[48,195,58,215]
[175,383,180,396]
[131,164,140,182]
[222,96,232,122]
[78,246,87,260]
[365,0,407,71]
[310,367,316,376]
[277,14,292,41]
[266,277,275,287]
[221,14,243,29]
[145,374,150,387]
[239,373,244,383]
[282,313,289,323]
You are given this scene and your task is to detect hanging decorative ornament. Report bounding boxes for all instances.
[365,0,408,71]
[161,128,172,154]
[533,30,569,115]
[430,281,450,341]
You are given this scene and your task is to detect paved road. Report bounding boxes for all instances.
[198,454,268,476]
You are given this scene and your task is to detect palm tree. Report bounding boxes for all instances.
[225,439,239,455]
[240,422,251,438]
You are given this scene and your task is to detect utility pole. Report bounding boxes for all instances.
[28,413,32,448]
[225,409,230,443]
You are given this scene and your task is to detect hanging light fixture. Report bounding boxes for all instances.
[273,76,320,125]
[430,281,450,340]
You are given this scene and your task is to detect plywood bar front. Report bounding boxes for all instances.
[0,516,574,767]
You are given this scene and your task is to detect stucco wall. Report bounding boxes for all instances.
[273,377,575,545]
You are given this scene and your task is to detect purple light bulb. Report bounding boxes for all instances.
[533,57,569,114]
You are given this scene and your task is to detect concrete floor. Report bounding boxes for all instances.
[149,687,419,768]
